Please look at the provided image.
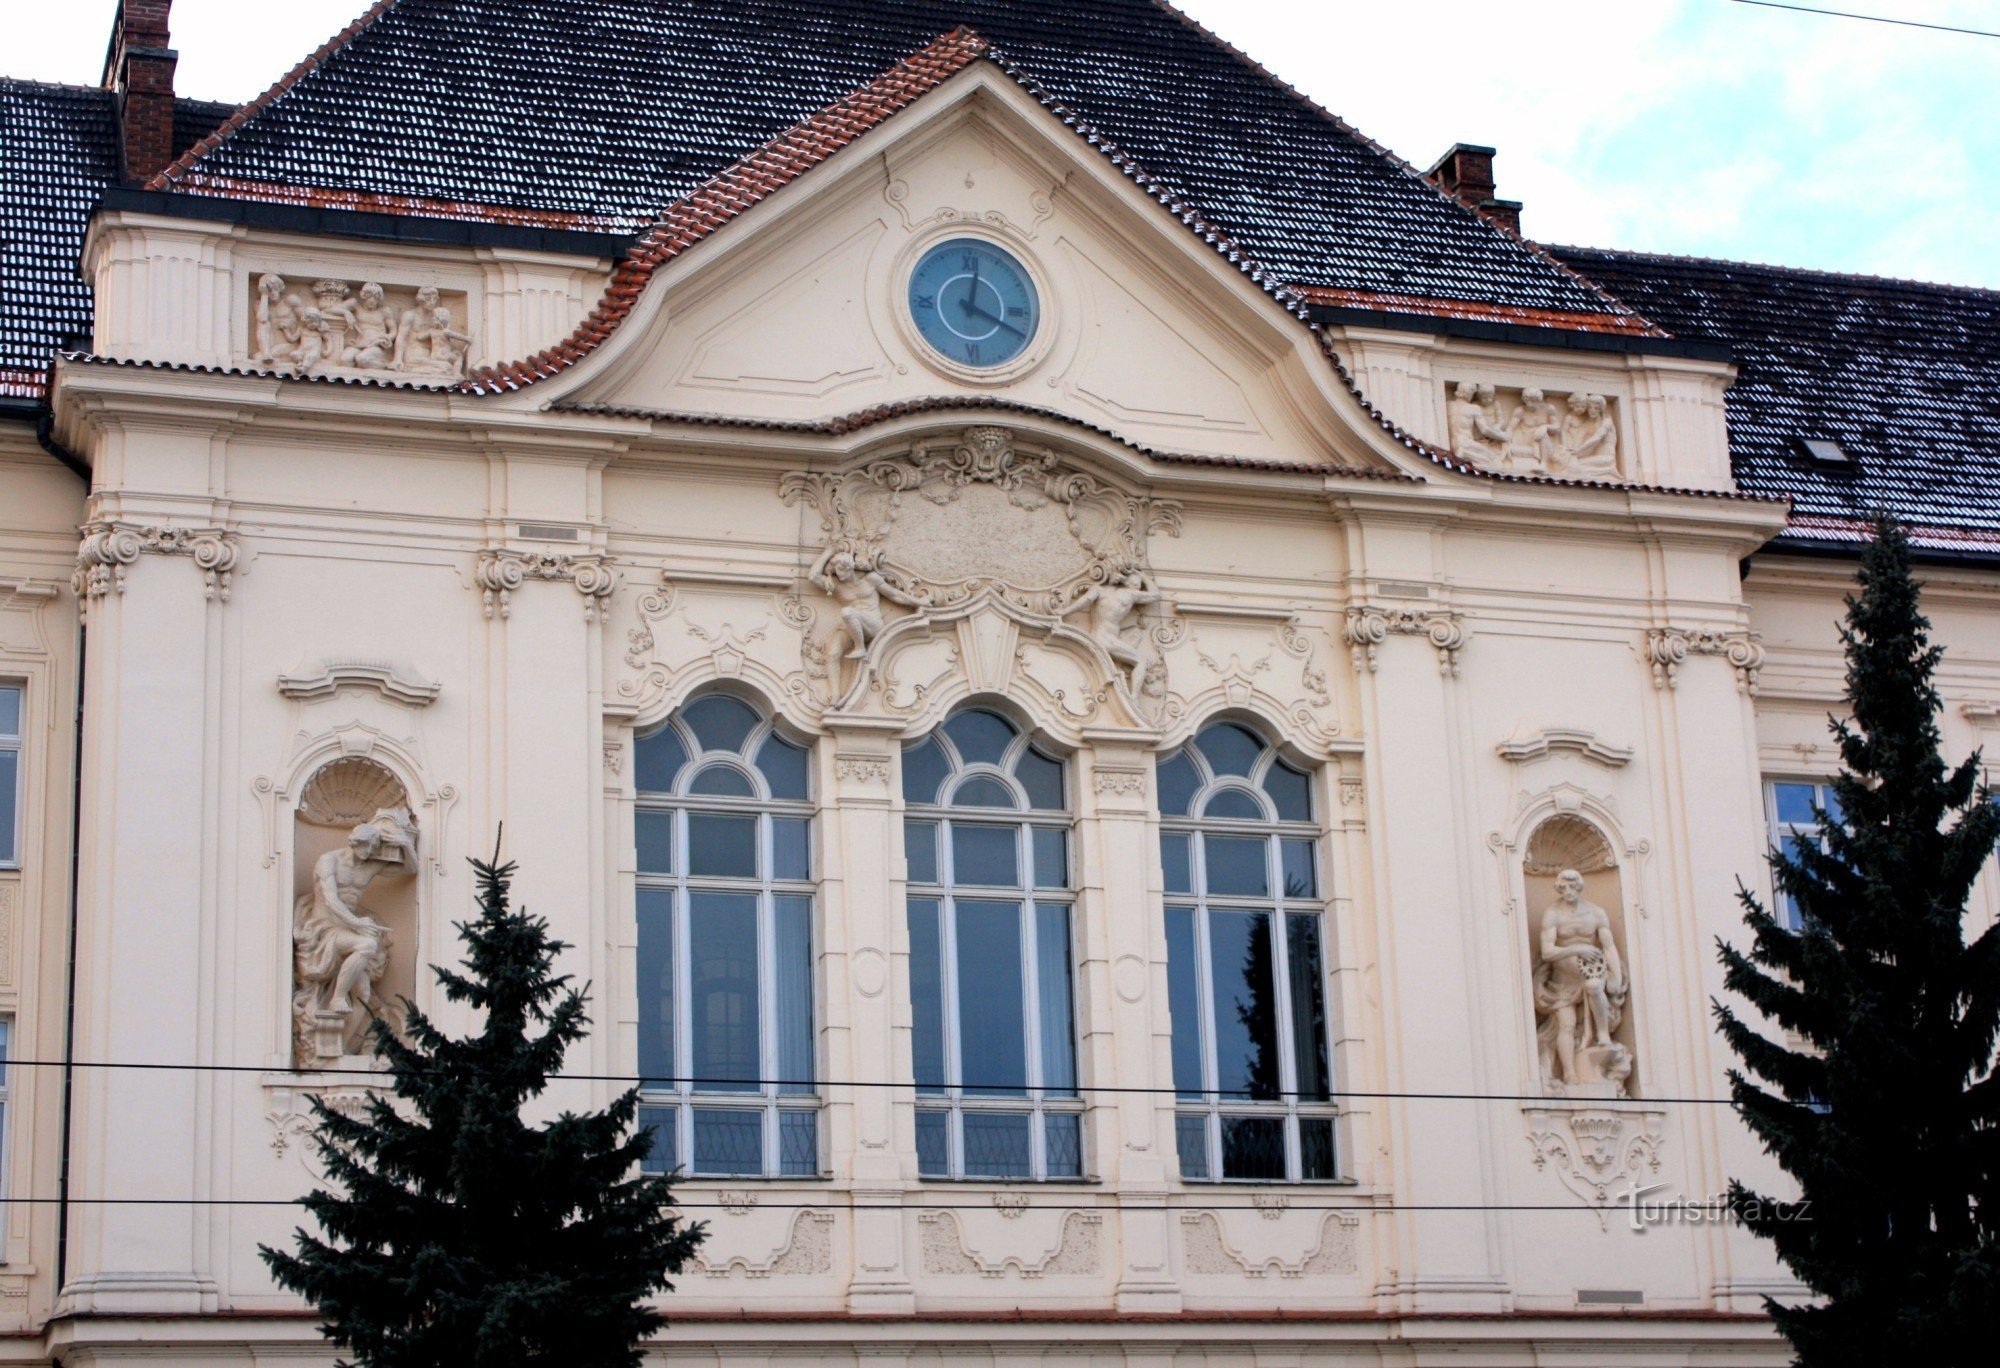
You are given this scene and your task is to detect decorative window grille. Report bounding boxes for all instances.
[903,708,1082,1180]
[1157,721,1337,1183]
[633,694,818,1178]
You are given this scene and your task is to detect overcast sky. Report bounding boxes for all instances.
[11,0,1997,288]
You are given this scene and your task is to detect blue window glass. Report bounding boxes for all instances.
[634,725,686,795]
[1160,723,1338,1183]
[945,709,1016,767]
[1195,722,1263,778]
[904,712,1080,1179]
[755,733,810,801]
[689,764,756,798]
[636,694,817,1178]
[683,694,759,755]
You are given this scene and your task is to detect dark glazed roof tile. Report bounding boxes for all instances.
[147,0,1630,322]
[1549,246,2000,554]
[0,82,233,399]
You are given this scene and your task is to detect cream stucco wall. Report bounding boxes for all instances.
[2,57,1992,1368]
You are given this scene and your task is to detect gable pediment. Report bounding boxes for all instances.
[550,64,1409,474]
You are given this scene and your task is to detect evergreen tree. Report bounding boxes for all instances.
[1716,517,2000,1366]
[263,849,704,1367]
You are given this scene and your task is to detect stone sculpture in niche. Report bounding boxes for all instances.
[1446,382,1621,478]
[292,766,420,1068]
[1532,869,1631,1096]
[808,544,931,660]
[250,274,471,380]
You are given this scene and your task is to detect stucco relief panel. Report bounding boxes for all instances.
[1177,1210,1360,1279]
[694,1209,836,1280]
[918,1209,1103,1278]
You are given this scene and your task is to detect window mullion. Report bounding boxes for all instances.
[1019,823,1045,1179]
[757,814,779,1177]
[940,886,965,1179]
[1266,832,1303,1181]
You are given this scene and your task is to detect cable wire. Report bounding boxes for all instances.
[0,1054,1747,1106]
[1727,0,2000,38]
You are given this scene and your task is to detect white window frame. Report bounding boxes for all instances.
[1159,728,1339,1184]
[1763,778,1841,931]
[634,702,819,1180]
[904,712,1083,1182]
[0,681,22,869]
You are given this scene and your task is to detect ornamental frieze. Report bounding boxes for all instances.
[250,274,474,382]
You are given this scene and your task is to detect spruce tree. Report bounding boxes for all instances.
[262,850,704,1367]
[1716,517,2000,1366]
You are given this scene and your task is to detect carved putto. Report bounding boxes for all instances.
[252,273,473,381]
[1446,382,1620,478]
[292,803,419,1067]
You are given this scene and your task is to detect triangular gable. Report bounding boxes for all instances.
[460,32,1454,476]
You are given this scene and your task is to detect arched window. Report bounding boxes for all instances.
[633,693,817,1178]
[1157,720,1335,1183]
[904,708,1081,1180]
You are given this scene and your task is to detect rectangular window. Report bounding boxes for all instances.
[906,817,1083,1180]
[1163,818,1338,1183]
[1764,779,1842,931]
[0,683,21,867]
[636,797,818,1179]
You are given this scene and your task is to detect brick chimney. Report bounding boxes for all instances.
[101,0,179,184]
[1424,143,1523,236]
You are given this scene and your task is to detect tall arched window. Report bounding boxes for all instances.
[633,693,817,1178]
[1157,720,1335,1183]
[904,708,1081,1180]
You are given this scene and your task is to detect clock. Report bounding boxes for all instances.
[907,237,1041,370]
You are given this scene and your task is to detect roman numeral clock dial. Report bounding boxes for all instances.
[907,237,1041,370]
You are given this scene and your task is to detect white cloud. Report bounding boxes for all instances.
[8,0,1994,287]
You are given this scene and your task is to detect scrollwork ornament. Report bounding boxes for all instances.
[1647,626,1763,694]
[1344,605,1467,676]
[72,521,240,606]
[475,549,619,622]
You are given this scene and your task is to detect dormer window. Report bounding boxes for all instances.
[1794,437,1851,468]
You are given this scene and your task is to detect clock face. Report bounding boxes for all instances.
[907,237,1040,369]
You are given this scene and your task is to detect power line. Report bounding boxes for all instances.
[0,1196,1705,1213]
[0,1054,1747,1106]
[1727,0,2000,38]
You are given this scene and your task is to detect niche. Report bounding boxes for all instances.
[1522,815,1638,1098]
[291,757,420,1067]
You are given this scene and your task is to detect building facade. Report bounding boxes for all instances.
[2,2,1997,1363]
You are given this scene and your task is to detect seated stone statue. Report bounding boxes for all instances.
[292,806,418,1064]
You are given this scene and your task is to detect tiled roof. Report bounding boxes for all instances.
[1550,246,2000,556]
[0,80,230,399]
[147,0,1638,328]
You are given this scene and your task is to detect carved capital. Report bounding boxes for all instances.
[476,549,621,622]
[73,521,240,606]
[1646,626,1763,694]
[1343,605,1467,676]
[1092,768,1146,797]
[834,754,893,786]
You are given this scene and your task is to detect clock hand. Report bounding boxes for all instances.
[960,299,1026,340]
